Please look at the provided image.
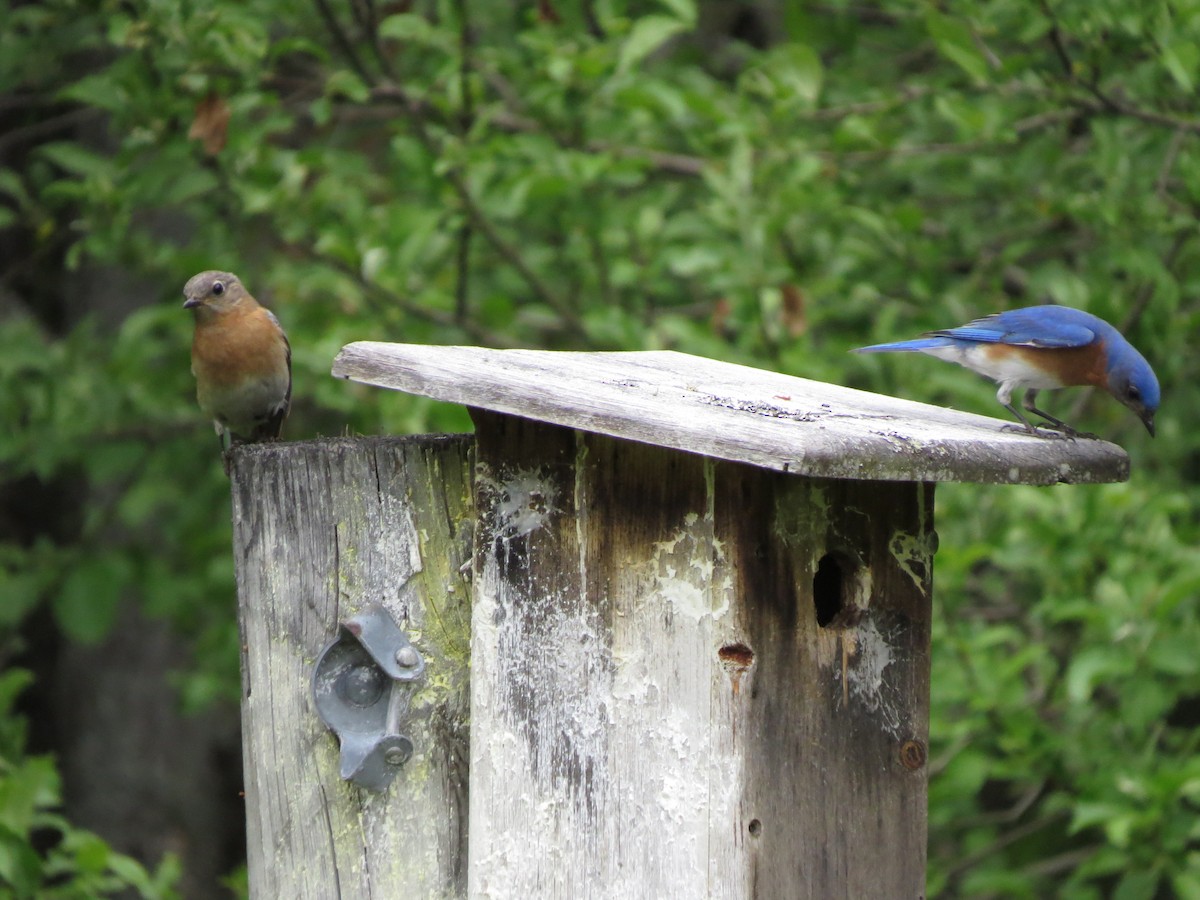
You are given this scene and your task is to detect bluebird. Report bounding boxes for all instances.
[854,305,1159,437]
[184,270,291,449]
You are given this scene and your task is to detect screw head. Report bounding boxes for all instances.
[395,646,420,668]
[384,745,409,766]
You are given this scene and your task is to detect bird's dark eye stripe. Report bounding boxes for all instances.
[212,281,225,296]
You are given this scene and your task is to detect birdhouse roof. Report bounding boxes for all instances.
[332,343,1129,485]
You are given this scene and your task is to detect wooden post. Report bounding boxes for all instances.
[467,411,932,897]
[231,436,473,899]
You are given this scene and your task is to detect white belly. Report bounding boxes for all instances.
[921,344,1066,390]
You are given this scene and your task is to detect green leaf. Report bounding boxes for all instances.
[58,73,126,112]
[377,13,453,51]
[0,570,42,627]
[658,0,697,26]
[1161,39,1198,93]
[0,670,33,722]
[1065,646,1127,703]
[926,12,990,84]
[1114,868,1162,900]
[0,756,60,833]
[52,556,130,644]
[742,43,823,106]
[0,169,28,205]
[325,70,370,103]
[37,142,114,179]
[617,15,689,74]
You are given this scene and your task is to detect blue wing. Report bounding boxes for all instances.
[931,306,1100,348]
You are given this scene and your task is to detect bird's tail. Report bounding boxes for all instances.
[852,337,955,353]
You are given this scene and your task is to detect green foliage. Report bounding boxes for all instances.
[3,0,1200,894]
[0,671,179,898]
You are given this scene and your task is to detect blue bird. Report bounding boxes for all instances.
[854,305,1160,437]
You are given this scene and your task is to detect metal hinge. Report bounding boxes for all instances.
[311,604,425,792]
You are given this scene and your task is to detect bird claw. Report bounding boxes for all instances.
[1001,423,1080,441]
[1036,423,1099,440]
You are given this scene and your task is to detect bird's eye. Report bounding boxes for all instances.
[1128,386,1141,402]
[212,281,225,296]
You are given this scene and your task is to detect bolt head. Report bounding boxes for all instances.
[384,746,409,766]
[395,646,420,668]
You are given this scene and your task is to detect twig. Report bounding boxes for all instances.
[587,141,706,175]
[803,87,932,121]
[1124,228,1190,331]
[313,0,373,83]
[825,108,1074,163]
[1040,0,1200,133]
[944,809,1071,881]
[362,0,397,81]
[368,83,707,177]
[386,83,588,337]
[0,106,103,156]
[581,0,605,38]
[321,255,520,348]
[1021,845,1101,878]
[1038,0,1074,77]
[1154,127,1187,202]
[1074,92,1200,133]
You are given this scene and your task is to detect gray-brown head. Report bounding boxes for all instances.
[182,270,253,318]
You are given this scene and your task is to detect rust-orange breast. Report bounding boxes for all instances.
[191,302,288,387]
[983,340,1107,388]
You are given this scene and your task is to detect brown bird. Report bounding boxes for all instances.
[183,270,291,449]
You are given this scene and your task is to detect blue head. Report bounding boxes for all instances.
[1104,342,1160,436]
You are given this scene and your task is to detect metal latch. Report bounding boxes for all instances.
[311,604,425,792]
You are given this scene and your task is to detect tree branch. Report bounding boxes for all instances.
[320,255,520,348]
[1038,0,1074,77]
[1040,0,1200,133]
[0,107,103,156]
[312,0,374,83]
[361,0,398,81]
[384,84,588,338]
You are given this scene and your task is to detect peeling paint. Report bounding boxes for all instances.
[479,467,561,541]
[648,520,731,623]
[838,615,907,738]
[889,529,932,597]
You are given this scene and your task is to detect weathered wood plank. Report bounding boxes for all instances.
[230,437,473,899]
[467,411,932,898]
[332,342,1129,485]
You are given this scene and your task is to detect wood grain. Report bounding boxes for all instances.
[467,411,932,898]
[332,342,1129,485]
[230,436,473,899]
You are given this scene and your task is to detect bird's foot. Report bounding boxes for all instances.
[1037,422,1099,440]
[1001,423,1076,441]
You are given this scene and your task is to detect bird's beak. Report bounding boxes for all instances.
[183,296,201,309]
[1142,413,1156,438]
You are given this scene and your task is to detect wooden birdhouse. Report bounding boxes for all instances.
[230,344,1128,899]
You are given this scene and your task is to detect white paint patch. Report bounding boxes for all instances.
[889,529,932,596]
[841,616,906,738]
[649,520,730,623]
[488,468,560,540]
